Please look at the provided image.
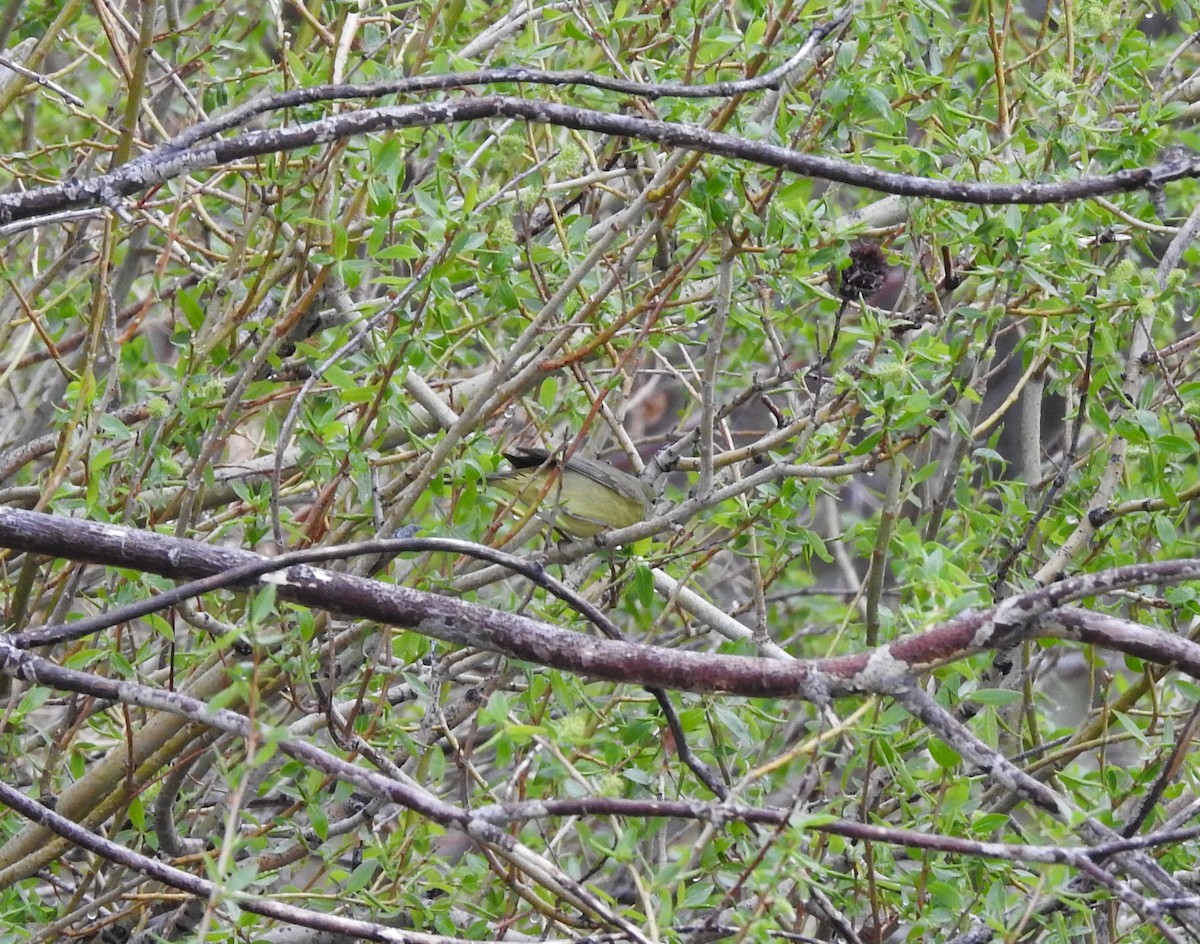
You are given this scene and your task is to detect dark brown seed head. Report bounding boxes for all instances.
[837,240,889,300]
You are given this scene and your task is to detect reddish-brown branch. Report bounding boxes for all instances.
[2,509,1200,701]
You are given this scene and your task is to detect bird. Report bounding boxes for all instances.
[488,447,652,539]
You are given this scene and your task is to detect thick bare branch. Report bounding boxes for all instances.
[3,97,1196,227]
[3,508,1200,699]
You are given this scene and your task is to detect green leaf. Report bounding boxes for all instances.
[928,738,962,769]
[965,689,1023,706]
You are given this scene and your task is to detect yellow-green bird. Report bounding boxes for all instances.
[489,447,652,539]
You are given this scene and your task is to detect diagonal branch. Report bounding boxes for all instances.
[163,10,852,150]
[4,508,1200,698]
[0,642,651,941]
[3,97,1198,228]
[895,682,1200,941]
[0,780,495,944]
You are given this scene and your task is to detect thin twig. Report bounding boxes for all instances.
[0,53,84,106]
